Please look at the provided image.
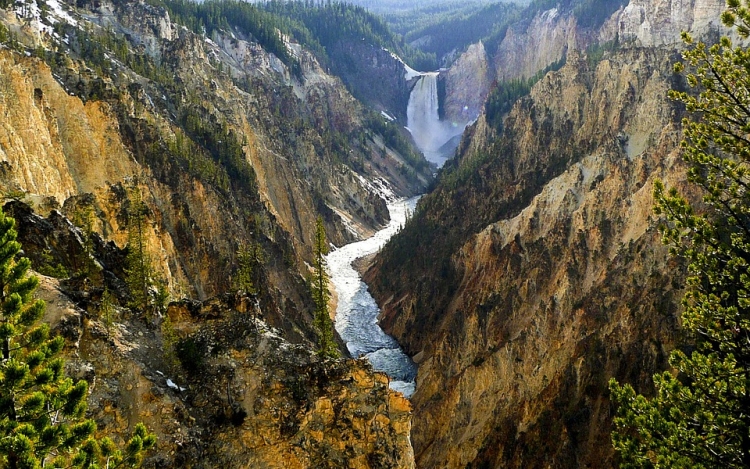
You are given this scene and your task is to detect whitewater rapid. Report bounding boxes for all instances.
[327,197,419,397]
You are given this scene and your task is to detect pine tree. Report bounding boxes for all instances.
[311,216,337,359]
[234,242,258,296]
[124,181,154,316]
[609,3,750,467]
[99,287,116,337]
[0,206,155,468]
[71,198,98,280]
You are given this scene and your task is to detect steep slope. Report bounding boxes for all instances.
[491,0,726,80]
[492,6,579,82]
[0,0,429,465]
[31,258,414,468]
[248,0,434,121]
[366,43,704,467]
[4,191,416,467]
[0,0,431,343]
[435,0,727,131]
[616,0,725,46]
[441,42,492,124]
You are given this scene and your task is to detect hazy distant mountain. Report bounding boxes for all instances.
[345,0,526,14]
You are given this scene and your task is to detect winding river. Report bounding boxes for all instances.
[327,196,420,397]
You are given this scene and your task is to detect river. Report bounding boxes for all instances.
[326,196,420,398]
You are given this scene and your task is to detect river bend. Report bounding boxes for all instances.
[327,197,419,397]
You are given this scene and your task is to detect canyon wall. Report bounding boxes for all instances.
[617,0,726,46]
[441,41,491,125]
[0,0,431,343]
[375,1,734,465]
[493,8,580,82]
[328,42,414,122]
[367,1,737,467]
[439,0,727,128]
[0,0,431,464]
[368,43,702,468]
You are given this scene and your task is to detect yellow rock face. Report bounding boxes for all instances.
[40,283,415,468]
[0,6,421,465]
[0,50,136,201]
[369,47,697,468]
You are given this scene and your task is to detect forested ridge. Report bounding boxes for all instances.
[152,0,436,71]
[378,0,625,66]
[151,0,628,81]
[390,1,519,65]
[155,0,304,73]
[0,0,435,332]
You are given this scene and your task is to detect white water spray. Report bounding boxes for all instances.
[406,72,466,167]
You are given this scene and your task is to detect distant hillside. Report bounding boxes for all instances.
[160,0,435,70]
[156,0,439,116]
[392,1,519,66]
[258,0,435,69]
[378,0,625,67]
[344,0,486,14]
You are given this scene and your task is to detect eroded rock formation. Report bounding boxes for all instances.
[441,42,491,124]
[0,0,426,465]
[368,45,700,468]
[38,274,414,468]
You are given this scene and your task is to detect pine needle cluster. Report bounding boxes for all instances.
[610,2,750,467]
[0,206,155,468]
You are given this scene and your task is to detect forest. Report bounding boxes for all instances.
[152,0,436,71]
[387,1,519,65]
[367,0,625,68]
[344,0,523,14]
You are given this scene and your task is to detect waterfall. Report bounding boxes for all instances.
[406,72,466,167]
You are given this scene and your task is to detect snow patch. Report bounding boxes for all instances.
[46,0,77,26]
[380,111,395,122]
[404,64,421,81]
[355,174,396,203]
[15,0,78,38]
[379,47,422,81]
[329,205,360,238]
[166,378,186,392]
[542,7,559,22]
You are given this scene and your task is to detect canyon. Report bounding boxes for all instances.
[0,0,427,465]
[367,0,733,468]
[372,47,688,466]
[0,0,739,466]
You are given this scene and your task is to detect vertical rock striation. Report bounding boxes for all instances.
[368,44,702,468]
[0,0,431,344]
[618,0,725,46]
[493,9,579,82]
[441,42,491,124]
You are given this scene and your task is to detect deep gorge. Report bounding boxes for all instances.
[0,0,736,467]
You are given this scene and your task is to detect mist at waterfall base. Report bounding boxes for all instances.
[407,72,467,167]
[327,197,419,397]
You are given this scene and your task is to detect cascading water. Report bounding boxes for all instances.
[407,73,441,153]
[406,72,466,167]
[327,197,419,397]
[324,68,470,398]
